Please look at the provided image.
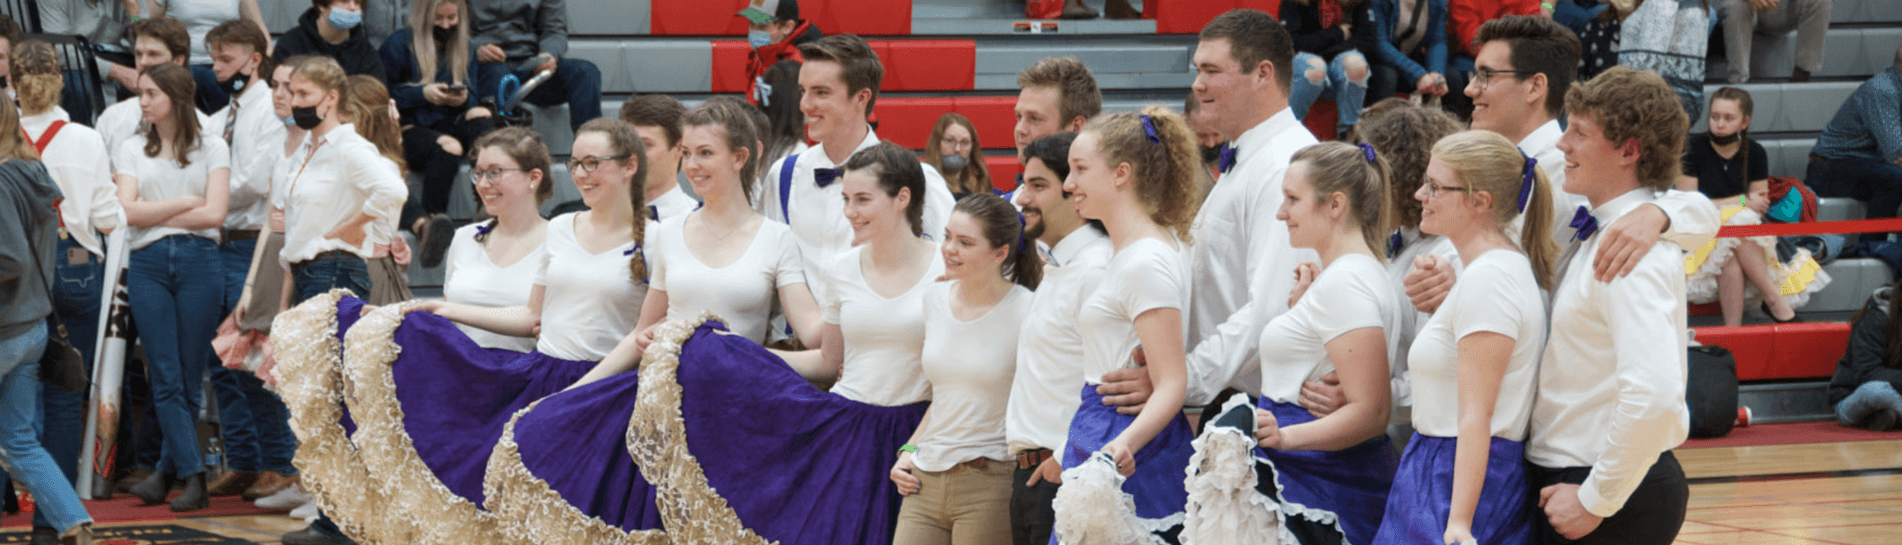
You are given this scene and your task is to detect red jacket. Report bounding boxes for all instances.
[1447,0,1541,57]
[746,21,821,107]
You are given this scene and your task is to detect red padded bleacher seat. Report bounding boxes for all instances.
[1693,322,1849,381]
[651,0,910,36]
[986,155,1023,192]
[951,96,1017,150]
[1151,0,1284,34]
[709,40,752,94]
[882,40,976,92]
[652,0,751,36]
[873,97,956,149]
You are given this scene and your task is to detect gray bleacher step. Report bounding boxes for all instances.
[1738,381,1835,424]
[1807,258,1890,314]
[914,17,1158,36]
[401,230,445,289]
[1692,82,1858,134]
[976,43,1191,76]
[1832,0,1902,24]
[1706,27,1902,82]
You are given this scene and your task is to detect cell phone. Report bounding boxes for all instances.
[445,84,467,92]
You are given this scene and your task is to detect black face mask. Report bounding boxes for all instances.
[292,106,324,130]
[220,72,250,97]
[433,25,456,44]
[1709,131,1741,145]
[1200,145,1222,164]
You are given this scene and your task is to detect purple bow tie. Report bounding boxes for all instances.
[1218,144,1238,173]
[813,167,844,188]
[1386,231,1403,259]
[1570,206,1599,242]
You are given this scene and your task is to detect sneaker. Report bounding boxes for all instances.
[290,500,320,521]
[256,483,312,510]
[1735,407,1752,428]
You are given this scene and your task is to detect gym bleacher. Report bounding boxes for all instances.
[255,0,1902,420]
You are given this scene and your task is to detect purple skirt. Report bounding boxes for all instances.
[1257,399,1398,545]
[670,321,928,545]
[508,368,663,531]
[383,310,602,507]
[1060,384,1195,519]
[1372,434,1534,545]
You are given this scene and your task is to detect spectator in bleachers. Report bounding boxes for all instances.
[272,0,389,86]
[16,39,121,544]
[924,113,994,198]
[363,0,415,47]
[1716,0,1832,83]
[1831,285,1902,431]
[738,0,822,109]
[469,0,600,132]
[199,20,302,502]
[382,0,496,269]
[0,84,98,545]
[1618,0,1711,120]
[1679,87,1826,326]
[146,0,271,113]
[1368,0,1456,109]
[42,0,137,123]
[1444,0,1541,118]
[1807,45,1902,219]
[1282,0,1376,137]
[1012,57,1100,161]
[99,17,209,172]
[618,94,699,222]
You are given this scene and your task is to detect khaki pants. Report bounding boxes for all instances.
[893,459,1013,545]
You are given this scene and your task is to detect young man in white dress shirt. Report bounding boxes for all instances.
[1531,66,1697,545]
[98,17,210,173]
[757,34,953,306]
[1011,57,1098,162]
[617,94,699,222]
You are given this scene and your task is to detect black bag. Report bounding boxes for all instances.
[1687,345,1740,439]
[38,316,88,394]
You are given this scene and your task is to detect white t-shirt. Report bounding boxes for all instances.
[914,281,1033,472]
[1257,253,1400,404]
[824,246,945,407]
[1077,237,1191,384]
[443,223,545,352]
[114,134,231,250]
[1406,250,1545,441]
[1385,230,1462,416]
[533,213,652,361]
[648,214,805,344]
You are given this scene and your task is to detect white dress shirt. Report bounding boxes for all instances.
[760,129,955,309]
[1006,226,1112,455]
[24,108,122,256]
[113,133,231,251]
[1517,119,1720,250]
[1185,108,1320,404]
[208,82,285,232]
[99,99,214,175]
[1527,189,1690,518]
[277,124,408,268]
[442,223,543,352]
[824,246,946,407]
[913,281,1034,472]
[647,186,699,223]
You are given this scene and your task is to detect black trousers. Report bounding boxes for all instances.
[1009,464,1059,545]
[1533,451,1689,545]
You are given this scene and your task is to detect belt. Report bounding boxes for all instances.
[222,229,261,242]
[1015,448,1053,470]
[305,250,363,263]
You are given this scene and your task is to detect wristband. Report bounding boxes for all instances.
[898,444,918,453]
[1740,194,1748,207]
[1541,1,1555,11]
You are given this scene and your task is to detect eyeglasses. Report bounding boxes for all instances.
[1466,67,1538,91]
[1422,180,1472,198]
[941,138,973,151]
[567,155,630,173]
[471,167,526,182]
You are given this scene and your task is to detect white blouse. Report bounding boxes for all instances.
[443,223,544,352]
[114,133,231,250]
[1406,250,1545,441]
[1257,253,1400,405]
[647,214,805,344]
[25,109,121,256]
[1077,237,1190,384]
[532,213,652,361]
[913,281,1034,472]
[824,246,945,407]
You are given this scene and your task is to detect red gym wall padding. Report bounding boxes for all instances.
[652,0,911,36]
[1152,0,1284,34]
[652,0,751,36]
[951,97,1016,150]
[986,156,1023,192]
[882,40,976,91]
[709,40,752,93]
[873,97,957,149]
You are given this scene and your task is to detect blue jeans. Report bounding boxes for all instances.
[1808,157,1902,219]
[290,252,371,537]
[1290,51,1370,132]
[1556,2,1610,34]
[1835,381,1902,428]
[475,57,603,132]
[35,236,103,528]
[0,322,93,533]
[211,239,297,475]
[127,235,223,478]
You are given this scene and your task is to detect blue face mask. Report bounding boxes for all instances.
[748,28,774,49]
[327,7,363,31]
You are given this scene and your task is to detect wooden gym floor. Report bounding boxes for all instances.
[31,438,1902,544]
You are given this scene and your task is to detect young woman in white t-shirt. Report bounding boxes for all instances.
[1372,130,1556,545]
[1055,107,1200,531]
[1253,141,1401,544]
[114,63,231,512]
[888,193,1040,544]
[439,127,549,352]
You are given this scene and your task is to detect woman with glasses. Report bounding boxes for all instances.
[276,118,665,540]
[924,113,995,199]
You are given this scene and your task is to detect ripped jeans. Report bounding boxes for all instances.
[1290,50,1370,133]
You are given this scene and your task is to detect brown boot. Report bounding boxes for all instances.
[58,523,91,545]
[207,471,260,497]
[243,471,296,502]
[112,467,153,494]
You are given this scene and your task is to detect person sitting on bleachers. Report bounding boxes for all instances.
[469,0,600,132]
[1832,284,1902,432]
[1282,0,1377,137]
[1715,0,1832,83]
[1443,0,1540,119]
[1679,87,1829,326]
[41,0,136,123]
[382,0,497,268]
[1367,0,1455,108]
[738,0,822,109]
[271,0,389,85]
[1807,45,1902,219]
[618,94,698,222]
[97,17,213,171]
[924,113,994,199]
